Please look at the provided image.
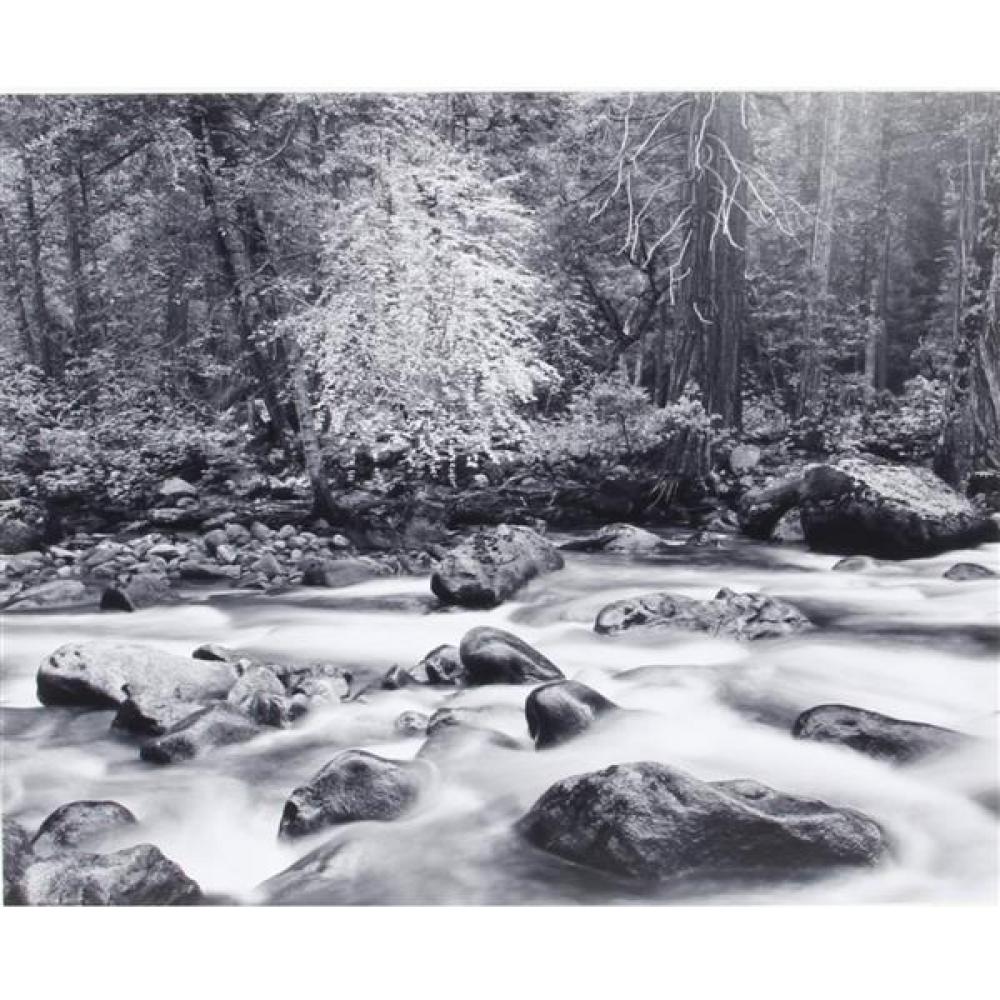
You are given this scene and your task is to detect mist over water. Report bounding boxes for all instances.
[3,533,997,904]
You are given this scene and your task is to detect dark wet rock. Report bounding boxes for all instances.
[516,761,886,882]
[2,579,99,612]
[100,573,173,611]
[13,844,201,905]
[943,562,997,581]
[302,556,380,588]
[111,690,206,737]
[431,524,564,608]
[139,704,261,764]
[31,800,138,857]
[525,680,620,749]
[3,817,33,903]
[411,644,465,685]
[417,715,525,761]
[395,710,430,736]
[737,475,803,541]
[799,459,999,558]
[227,664,290,727]
[279,749,430,839]
[560,523,667,555]
[459,626,564,686]
[594,588,811,641]
[831,555,878,572]
[37,641,238,709]
[792,704,969,764]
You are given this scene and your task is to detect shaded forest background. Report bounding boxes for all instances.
[0,93,997,527]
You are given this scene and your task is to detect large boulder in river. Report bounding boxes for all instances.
[798,459,999,558]
[560,523,667,555]
[525,680,620,749]
[516,761,886,882]
[459,626,564,686]
[3,818,33,903]
[431,524,564,608]
[31,800,138,857]
[13,844,201,905]
[139,704,261,764]
[0,498,44,554]
[792,704,969,764]
[37,641,238,709]
[594,587,810,641]
[279,750,431,840]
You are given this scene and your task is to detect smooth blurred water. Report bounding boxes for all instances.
[2,532,997,904]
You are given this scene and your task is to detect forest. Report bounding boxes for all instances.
[0,92,997,552]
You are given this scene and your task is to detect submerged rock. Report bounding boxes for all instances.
[13,844,201,905]
[792,704,969,764]
[226,664,290,727]
[301,556,380,588]
[942,562,997,581]
[831,555,878,572]
[459,626,564,685]
[3,818,33,903]
[139,704,260,764]
[417,715,525,762]
[31,800,138,857]
[279,749,430,840]
[37,641,238,709]
[516,761,886,882]
[431,524,564,608]
[594,588,810,641]
[525,680,620,749]
[799,459,998,558]
[560,523,667,555]
[394,711,430,736]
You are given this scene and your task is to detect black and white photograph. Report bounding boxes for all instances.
[0,8,997,986]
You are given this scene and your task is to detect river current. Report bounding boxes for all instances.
[2,532,997,904]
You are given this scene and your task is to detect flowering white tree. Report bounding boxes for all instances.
[288,115,556,472]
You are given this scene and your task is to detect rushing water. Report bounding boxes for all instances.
[2,532,998,904]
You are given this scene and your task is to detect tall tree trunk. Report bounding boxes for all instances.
[864,99,893,391]
[935,99,1000,485]
[668,92,748,428]
[62,161,90,353]
[797,92,844,415]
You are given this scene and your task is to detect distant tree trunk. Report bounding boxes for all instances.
[864,100,893,390]
[20,155,61,377]
[668,92,748,428]
[62,161,91,353]
[797,92,844,415]
[0,207,35,363]
[935,101,1000,485]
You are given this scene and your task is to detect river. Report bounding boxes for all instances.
[2,532,997,904]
